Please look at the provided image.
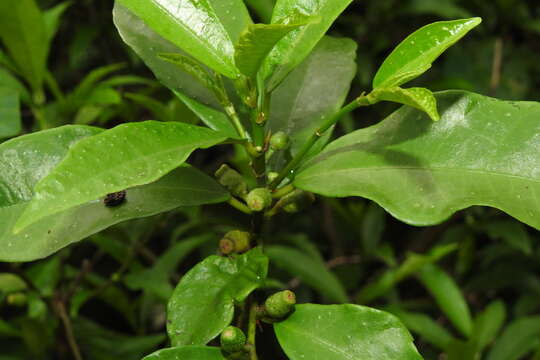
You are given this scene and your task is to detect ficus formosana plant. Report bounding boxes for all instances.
[0,0,539,359]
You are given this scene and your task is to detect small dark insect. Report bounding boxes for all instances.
[103,190,127,207]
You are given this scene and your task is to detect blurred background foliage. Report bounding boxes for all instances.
[0,0,539,359]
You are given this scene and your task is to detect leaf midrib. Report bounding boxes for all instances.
[35,131,223,203]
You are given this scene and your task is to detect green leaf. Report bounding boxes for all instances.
[143,346,225,360]
[115,0,239,78]
[174,91,239,138]
[472,300,506,351]
[235,23,301,78]
[0,88,21,139]
[387,308,456,350]
[261,0,353,90]
[1,170,228,262]
[268,36,357,162]
[418,263,472,337]
[167,247,268,346]
[209,0,253,44]
[368,87,440,121]
[0,125,101,208]
[43,1,72,41]
[0,0,48,91]
[357,244,457,303]
[486,316,540,360]
[113,3,219,108]
[124,234,213,300]
[373,18,481,89]
[265,245,348,303]
[14,121,226,232]
[274,304,423,360]
[0,126,228,261]
[295,91,540,230]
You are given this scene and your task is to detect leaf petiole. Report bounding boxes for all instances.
[268,95,370,189]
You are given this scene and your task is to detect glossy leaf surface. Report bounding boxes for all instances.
[0,88,21,139]
[266,245,348,303]
[209,0,252,44]
[0,0,48,91]
[143,346,225,360]
[115,0,239,78]
[295,91,540,230]
[0,126,101,207]
[113,3,219,108]
[2,152,228,260]
[235,23,301,78]
[373,18,481,89]
[15,121,226,232]
[369,87,439,121]
[274,304,423,360]
[262,0,353,90]
[167,248,268,346]
[268,36,357,159]
[418,263,472,337]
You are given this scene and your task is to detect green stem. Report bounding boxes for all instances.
[272,183,295,199]
[215,74,248,139]
[269,97,368,189]
[228,197,252,215]
[247,302,259,360]
[224,104,248,140]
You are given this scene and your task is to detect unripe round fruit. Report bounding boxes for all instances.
[220,230,251,255]
[246,188,272,212]
[220,326,247,353]
[264,290,296,319]
[215,164,249,198]
[270,131,289,150]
